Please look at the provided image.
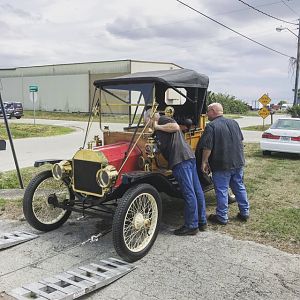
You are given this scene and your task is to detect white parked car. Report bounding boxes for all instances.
[260,117,300,155]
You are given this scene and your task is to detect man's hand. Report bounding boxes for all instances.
[201,161,210,174]
[201,148,212,174]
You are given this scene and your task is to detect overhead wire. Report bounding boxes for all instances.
[280,0,299,17]
[236,0,297,25]
[214,1,288,18]
[175,0,292,59]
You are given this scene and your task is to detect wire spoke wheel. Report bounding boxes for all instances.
[32,178,70,225]
[113,184,162,262]
[23,170,72,231]
[123,193,158,252]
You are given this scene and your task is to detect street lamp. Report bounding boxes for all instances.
[276,20,300,106]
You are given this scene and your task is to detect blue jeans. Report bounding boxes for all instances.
[212,167,250,223]
[172,159,206,228]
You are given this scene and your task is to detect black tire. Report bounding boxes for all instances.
[262,150,271,156]
[112,184,162,262]
[16,116,21,119]
[23,170,72,232]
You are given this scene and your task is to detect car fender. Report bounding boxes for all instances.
[34,159,63,167]
[120,171,181,197]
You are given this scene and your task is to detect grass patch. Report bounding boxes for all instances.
[23,110,133,123]
[224,114,242,119]
[0,123,75,139]
[24,110,243,122]
[0,198,23,219]
[0,165,49,189]
[254,208,300,241]
[242,124,271,131]
[0,198,5,209]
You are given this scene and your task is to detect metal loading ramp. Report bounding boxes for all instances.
[8,258,135,299]
[0,231,38,250]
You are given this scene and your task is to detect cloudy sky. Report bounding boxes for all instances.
[1,0,300,105]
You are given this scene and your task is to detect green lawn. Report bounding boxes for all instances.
[23,110,243,122]
[0,123,75,139]
[242,124,272,131]
[23,110,133,123]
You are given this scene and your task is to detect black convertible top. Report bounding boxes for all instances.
[94,68,209,89]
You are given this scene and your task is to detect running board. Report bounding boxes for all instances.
[8,258,135,299]
[0,231,38,250]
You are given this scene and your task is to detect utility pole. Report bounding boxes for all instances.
[293,19,300,106]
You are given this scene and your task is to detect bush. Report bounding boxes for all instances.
[207,92,249,114]
[287,104,300,118]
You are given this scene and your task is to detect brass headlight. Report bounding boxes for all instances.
[52,160,72,180]
[164,106,174,117]
[96,165,118,188]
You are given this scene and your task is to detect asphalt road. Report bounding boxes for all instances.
[0,114,287,172]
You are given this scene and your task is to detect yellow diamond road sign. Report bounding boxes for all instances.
[259,107,270,119]
[258,94,271,106]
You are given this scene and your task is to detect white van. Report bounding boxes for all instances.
[281,103,292,110]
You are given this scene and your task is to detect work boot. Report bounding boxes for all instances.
[236,212,249,222]
[198,223,207,231]
[208,214,227,225]
[174,225,198,236]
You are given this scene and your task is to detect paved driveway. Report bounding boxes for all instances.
[0,218,299,300]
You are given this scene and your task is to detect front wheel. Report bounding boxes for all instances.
[112,184,162,262]
[23,170,73,232]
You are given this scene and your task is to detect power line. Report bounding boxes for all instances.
[214,1,286,18]
[280,0,299,17]
[175,0,292,59]
[237,0,297,25]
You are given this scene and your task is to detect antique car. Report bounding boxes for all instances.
[23,68,233,262]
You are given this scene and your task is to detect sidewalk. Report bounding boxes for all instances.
[0,189,24,200]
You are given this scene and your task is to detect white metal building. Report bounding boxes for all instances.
[0,60,181,113]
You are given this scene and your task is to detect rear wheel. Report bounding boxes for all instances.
[16,116,21,119]
[112,184,162,262]
[23,170,72,231]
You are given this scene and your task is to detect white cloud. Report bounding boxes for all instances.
[0,0,299,104]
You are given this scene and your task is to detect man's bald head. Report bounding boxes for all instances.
[207,103,223,121]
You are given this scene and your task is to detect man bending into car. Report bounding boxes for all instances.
[144,109,207,236]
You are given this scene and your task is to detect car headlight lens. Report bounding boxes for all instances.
[96,165,118,188]
[52,160,72,180]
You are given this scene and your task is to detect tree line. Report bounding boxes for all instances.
[207,91,249,114]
